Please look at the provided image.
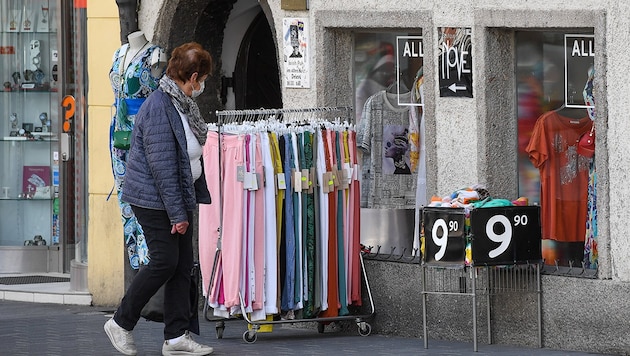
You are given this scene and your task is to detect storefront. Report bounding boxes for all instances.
[87,0,630,353]
[0,0,87,286]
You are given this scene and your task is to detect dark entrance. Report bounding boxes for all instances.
[233,11,282,110]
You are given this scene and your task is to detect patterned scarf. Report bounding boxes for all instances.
[159,75,207,145]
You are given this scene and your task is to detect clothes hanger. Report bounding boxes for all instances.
[553,82,588,119]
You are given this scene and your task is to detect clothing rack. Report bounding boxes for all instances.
[216,106,353,124]
[201,106,375,343]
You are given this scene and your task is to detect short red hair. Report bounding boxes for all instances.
[166,42,213,82]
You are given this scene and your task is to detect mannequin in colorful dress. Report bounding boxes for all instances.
[109,31,167,269]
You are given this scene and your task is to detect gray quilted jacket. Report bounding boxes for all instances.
[121,89,211,225]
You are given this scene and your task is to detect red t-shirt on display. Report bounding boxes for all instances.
[526,111,593,242]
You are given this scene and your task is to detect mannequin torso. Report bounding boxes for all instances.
[123,31,167,77]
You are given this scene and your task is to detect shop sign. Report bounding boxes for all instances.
[470,206,542,265]
[438,27,472,98]
[282,18,310,89]
[564,34,595,108]
[422,207,466,265]
[281,0,307,10]
[395,36,424,106]
[61,95,75,161]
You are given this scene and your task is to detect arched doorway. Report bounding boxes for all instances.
[233,11,282,110]
[153,0,282,115]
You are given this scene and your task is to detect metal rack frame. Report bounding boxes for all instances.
[421,262,542,352]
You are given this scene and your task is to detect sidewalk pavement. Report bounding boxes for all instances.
[0,300,605,356]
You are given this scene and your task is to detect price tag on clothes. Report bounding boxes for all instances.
[277,172,287,190]
[236,165,245,182]
[243,172,259,191]
[322,172,333,193]
[422,207,467,265]
[300,169,308,190]
[331,167,340,187]
[293,169,302,193]
[470,206,542,265]
[339,167,349,190]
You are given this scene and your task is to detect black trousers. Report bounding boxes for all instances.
[114,206,194,339]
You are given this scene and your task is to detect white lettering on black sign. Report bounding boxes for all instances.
[402,40,424,58]
[438,27,473,98]
[440,42,470,81]
[571,38,594,57]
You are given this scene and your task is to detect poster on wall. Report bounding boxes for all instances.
[438,27,472,98]
[282,17,310,89]
[564,34,594,108]
[22,165,51,194]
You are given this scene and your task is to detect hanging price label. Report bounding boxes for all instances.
[470,206,542,265]
[422,207,466,264]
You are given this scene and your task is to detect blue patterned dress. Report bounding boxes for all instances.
[109,44,165,269]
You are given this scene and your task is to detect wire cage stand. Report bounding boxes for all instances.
[421,262,542,352]
[202,106,375,343]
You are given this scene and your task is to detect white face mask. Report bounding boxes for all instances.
[191,80,205,98]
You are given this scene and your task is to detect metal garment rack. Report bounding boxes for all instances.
[421,263,542,352]
[202,106,375,343]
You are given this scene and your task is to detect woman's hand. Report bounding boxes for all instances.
[171,221,189,235]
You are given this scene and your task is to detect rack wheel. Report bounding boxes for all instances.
[357,321,372,337]
[317,322,325,334]
[242,330,258,343]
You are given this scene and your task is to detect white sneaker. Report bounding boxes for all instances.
[162,331,213,356]
[104,318,138,355]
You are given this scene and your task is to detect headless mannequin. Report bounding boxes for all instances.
[124,31,167,78]
[109,30,167,270]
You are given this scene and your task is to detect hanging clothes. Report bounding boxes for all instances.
[526,111,592,243]
[357,90,418,209]
[199,110,363,320]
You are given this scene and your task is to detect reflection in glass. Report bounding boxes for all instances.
[516,31,596,269]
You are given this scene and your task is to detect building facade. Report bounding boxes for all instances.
[86,0,630,354]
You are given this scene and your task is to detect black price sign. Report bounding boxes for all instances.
[470,206,542,265]
[422,207,466,264]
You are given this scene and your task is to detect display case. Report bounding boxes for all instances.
[0,0,60,252]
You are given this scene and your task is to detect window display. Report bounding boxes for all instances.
[0,0,59,248]
[353,32,423,210]
[516,30,596,270]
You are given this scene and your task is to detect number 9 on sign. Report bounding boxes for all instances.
[431,218,449,261]
[470,206,541,265]
[486,215,512,259]
[422,207,466,264]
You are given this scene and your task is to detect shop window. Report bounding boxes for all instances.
[354,32,423,124]
[515,30,596,274]
[353,31,424,260]
[353,32,424,209]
